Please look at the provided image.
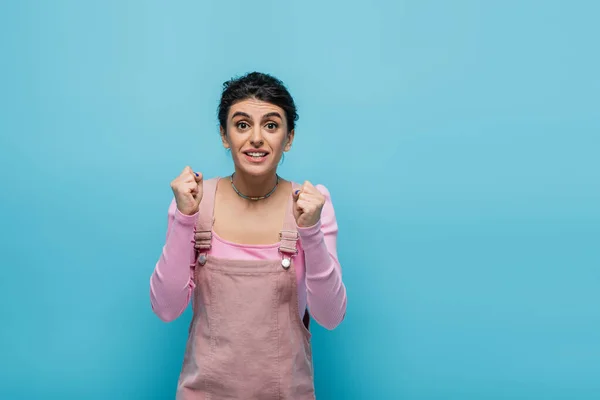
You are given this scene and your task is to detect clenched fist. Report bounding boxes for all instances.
[170,166,203,215]
[292,181,326,228]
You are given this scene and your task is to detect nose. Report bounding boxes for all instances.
[249,126,264,147]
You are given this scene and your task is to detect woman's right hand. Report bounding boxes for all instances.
[170,166,203,215]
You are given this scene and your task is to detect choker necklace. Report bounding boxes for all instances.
[230,173,280,201]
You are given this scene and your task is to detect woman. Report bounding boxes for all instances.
[150,72,347,399]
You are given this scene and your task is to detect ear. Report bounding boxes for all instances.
[283,129,295,152]
[220,126,230,149]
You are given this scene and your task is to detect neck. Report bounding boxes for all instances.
[231,169,279,198]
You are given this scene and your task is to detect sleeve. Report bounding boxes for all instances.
[149,198,197,322]
[297,184,347,330]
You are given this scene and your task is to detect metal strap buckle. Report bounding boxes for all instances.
[278,246,299,255]
[279,230,299,240]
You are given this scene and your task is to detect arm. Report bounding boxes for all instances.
[149,199,197,322]
[297,184,347,330]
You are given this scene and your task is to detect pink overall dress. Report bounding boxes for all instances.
[176,178,316,399]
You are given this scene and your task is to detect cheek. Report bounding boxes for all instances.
[227,135,245,150]
[278,135,291,150]
[264,136,287,152]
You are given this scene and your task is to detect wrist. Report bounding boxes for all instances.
[297,220,323,250]
[174,207,198,225]
[297,219,322,235]
[175,200,200,216]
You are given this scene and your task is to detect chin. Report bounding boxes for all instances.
[235,156,280,176]
[235,162,276,177]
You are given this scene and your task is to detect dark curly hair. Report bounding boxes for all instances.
[218,72,299,133]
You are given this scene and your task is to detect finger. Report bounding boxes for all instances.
[295,180,315,196]
[182,181,199,194]
[297,191,321,203]
[183,166,201,178]
[180,173,196,184]
[180,170,200,184]
[294,192,315,206]
[295,199,311,212]
[302,180,318,194]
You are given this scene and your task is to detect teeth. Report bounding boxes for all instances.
[248,152,266,157]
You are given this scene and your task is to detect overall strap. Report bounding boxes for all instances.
[281,182,310,327]
[193,177,219,262]
[278,182,300,267]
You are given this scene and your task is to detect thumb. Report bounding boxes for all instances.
[292,187,301,202]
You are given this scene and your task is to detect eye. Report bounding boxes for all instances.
[237,122,249,130]
[265,122,278,130]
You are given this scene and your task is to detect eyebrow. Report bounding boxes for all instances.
[230,111,283,121]
[231,111,251,120]
[262,112,282,120]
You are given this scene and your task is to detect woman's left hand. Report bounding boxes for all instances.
[293,181,326,228]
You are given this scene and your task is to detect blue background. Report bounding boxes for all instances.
[1,1,599,399]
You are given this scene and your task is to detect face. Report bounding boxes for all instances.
[220,98,294,176]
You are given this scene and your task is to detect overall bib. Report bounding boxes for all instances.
[177,178,315,399]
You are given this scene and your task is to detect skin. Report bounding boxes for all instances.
[171,98,325,245]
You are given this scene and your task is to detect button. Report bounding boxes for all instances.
[281,258,291,269]
[198,254,207,266]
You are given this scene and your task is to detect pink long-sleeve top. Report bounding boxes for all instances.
[149,183,347,330]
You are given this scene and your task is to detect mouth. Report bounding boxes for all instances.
[242,150,269,163]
